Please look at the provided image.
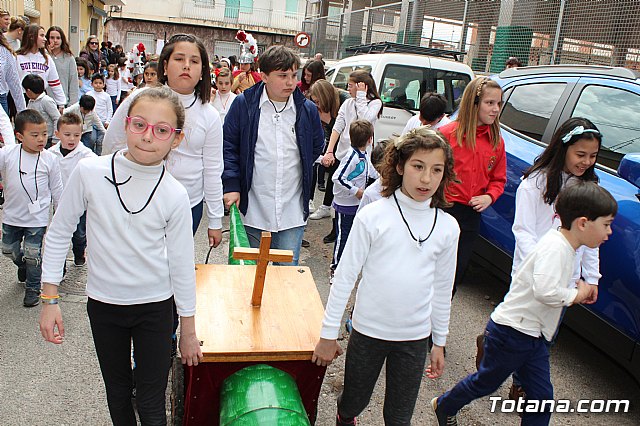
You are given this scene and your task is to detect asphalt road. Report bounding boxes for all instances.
[0,195,638,425]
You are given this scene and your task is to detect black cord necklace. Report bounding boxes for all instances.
[184,93,198,110]
[393,192,438,248]
[19,147,40,204]
[104,151,165,215]
[269,97,289,114]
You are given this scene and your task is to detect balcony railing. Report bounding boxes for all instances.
[181,2,304,34]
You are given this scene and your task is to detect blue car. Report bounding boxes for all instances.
[473,66,640,381]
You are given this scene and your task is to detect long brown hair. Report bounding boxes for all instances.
[309,79,340,118]
[380,126,457,209]
[17,25,49,64]
[454,76,502,149]
[0,32,12,54]
[46,26,73,56]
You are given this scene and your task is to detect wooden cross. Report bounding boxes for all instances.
[232,232,294,307]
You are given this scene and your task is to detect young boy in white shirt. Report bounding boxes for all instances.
[431,182,617,426]
[331,119,375,274]
[222,45,324,265]
[64,95,106,155]
[0,109,63,307]
[48,112,96,266]
[22,74,60,148]
[401,92,451,135]
[87,73,113,135]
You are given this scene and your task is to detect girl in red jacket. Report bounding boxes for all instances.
[438,77,506,295]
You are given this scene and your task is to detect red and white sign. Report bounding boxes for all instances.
[295,32,310,48]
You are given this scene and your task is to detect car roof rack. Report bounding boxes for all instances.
[345,42,466,62]
[498,65,640,80]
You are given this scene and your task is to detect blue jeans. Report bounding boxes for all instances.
[81,125,105,155]
[245,225,305,266]
[0,92,8,116]
[72,212,87,257]
[2,224,46,291]
[438,319,553,426]
[110,95,118,113]
[191,200,203,235]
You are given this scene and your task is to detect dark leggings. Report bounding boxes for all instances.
[322,159,340,207]
[338,329,429,425]
[444,202,481,296]
[88,297,173,426]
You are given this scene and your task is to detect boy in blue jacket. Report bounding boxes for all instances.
[222,45,324,265]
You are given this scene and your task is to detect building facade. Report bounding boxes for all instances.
[104,0,307,60]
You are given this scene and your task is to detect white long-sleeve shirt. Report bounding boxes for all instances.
[211,91,236,123]
[321,189,460,344]
[401,115,451,135]
[357,177,383,213]
[16,51,67,106]
[492,229,578,341]
[0,46,27,112]
[41,152,197,315]
[105,76,121,101]
[244,88,304,232]
[63,103,106,135]
[332,93,382,161]
[0,106,15,146]
[87,90,113,125]
[48,142,96,186]
[513,171,601,285]
[0,144,63,227]
[103,88,224,229]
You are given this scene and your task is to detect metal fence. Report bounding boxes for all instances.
[304,0,640,73]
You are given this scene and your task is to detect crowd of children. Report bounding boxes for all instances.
[0,16,620,424]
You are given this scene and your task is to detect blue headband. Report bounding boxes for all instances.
[561,126,600,144]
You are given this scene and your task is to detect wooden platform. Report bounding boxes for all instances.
[194,264,325,362]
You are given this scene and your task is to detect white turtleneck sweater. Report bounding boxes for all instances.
[103,87,224,229]
[320,189,460,345]
[41,152,197,316]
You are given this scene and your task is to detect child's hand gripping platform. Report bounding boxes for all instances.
[312,338,344,367]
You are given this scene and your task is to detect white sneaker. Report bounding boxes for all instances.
[309,205,331,220]
[309,200,316,213]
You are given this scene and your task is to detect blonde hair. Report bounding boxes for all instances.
[455,77,503,150]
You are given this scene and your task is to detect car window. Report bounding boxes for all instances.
[432,70,471,112]
[332,65,372,91]
[500,83,566,141]
[380,64,423,111]
[572,85,640,160]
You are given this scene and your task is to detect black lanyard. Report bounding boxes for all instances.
[18,147,40,204]
[104,151,165,215]
[393,192,438,248]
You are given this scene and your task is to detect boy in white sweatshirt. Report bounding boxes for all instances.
[432,182,617,426]
[331,119,376,274]
[87,73,113,133]
[64,95,106,155]
[0,110,63,307]
[48,113,96,266]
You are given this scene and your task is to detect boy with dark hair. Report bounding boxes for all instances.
[64,95,106,154]
[223,45,324,265]
[0,109,63,307]
[87,73,112,138]
[48,112,96,266]
[22,74,61,148]
[330,119,375,275]
[432,181,617,426]
[402,92,450,135]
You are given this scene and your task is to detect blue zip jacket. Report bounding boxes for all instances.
[222,82,325,220]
